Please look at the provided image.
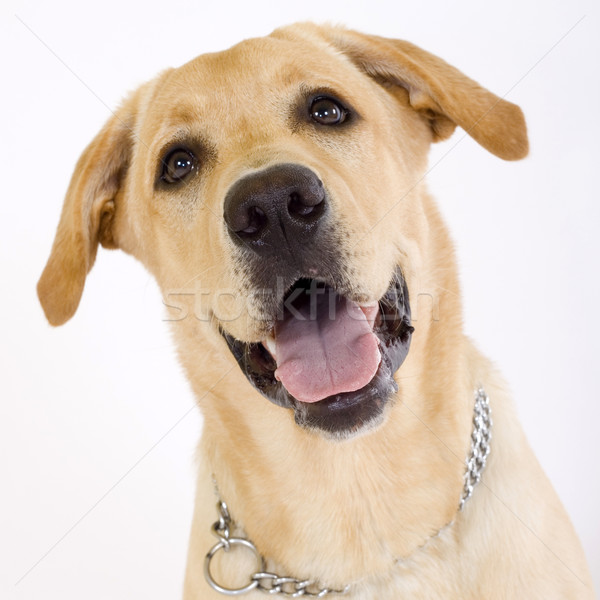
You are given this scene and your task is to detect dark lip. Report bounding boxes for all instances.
[221,268,414,437]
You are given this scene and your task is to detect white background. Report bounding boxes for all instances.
[1,0,598,597]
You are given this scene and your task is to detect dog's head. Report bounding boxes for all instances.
[38,24,527,438]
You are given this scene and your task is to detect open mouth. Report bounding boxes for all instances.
[221,269,413,436]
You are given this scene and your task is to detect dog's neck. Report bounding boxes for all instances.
[198,359,477,588]
[205,388,491,595]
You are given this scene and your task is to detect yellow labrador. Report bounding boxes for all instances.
[38,23,593,599]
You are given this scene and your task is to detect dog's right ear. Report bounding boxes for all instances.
[37,85,150,326]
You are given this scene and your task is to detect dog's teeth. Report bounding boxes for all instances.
[264,335,277,360]
[360,302,379,327]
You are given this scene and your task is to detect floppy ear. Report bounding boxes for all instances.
[326,28,528,160]
[37,89,143,326]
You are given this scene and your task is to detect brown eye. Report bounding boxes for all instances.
[161,149,196,183]
[310,97,347,125]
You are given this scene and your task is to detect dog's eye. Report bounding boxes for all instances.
[161,149,197,183]
[310,97,347,126]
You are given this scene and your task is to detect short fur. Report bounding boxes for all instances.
[38,23,593,599]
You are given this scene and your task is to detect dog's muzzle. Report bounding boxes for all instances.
[220,164,414,437]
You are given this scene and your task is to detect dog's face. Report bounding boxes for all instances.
[38,23,527,438]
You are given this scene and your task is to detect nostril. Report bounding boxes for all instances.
[288,193,316,217]
[287,188,325,220]
[238,206,267,237]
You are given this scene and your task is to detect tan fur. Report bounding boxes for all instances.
[37,23,593,598]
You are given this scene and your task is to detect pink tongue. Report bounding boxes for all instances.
[274,294,381,403]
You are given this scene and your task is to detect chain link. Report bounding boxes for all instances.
[459,388,492,511]
[205,388,491,596]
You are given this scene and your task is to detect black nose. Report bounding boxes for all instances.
[223,164,327,255]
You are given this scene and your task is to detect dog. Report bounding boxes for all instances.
[37,23,594,599]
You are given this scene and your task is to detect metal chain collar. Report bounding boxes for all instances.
[205,387,492,597]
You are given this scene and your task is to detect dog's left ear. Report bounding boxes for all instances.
[325,28,528,160]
